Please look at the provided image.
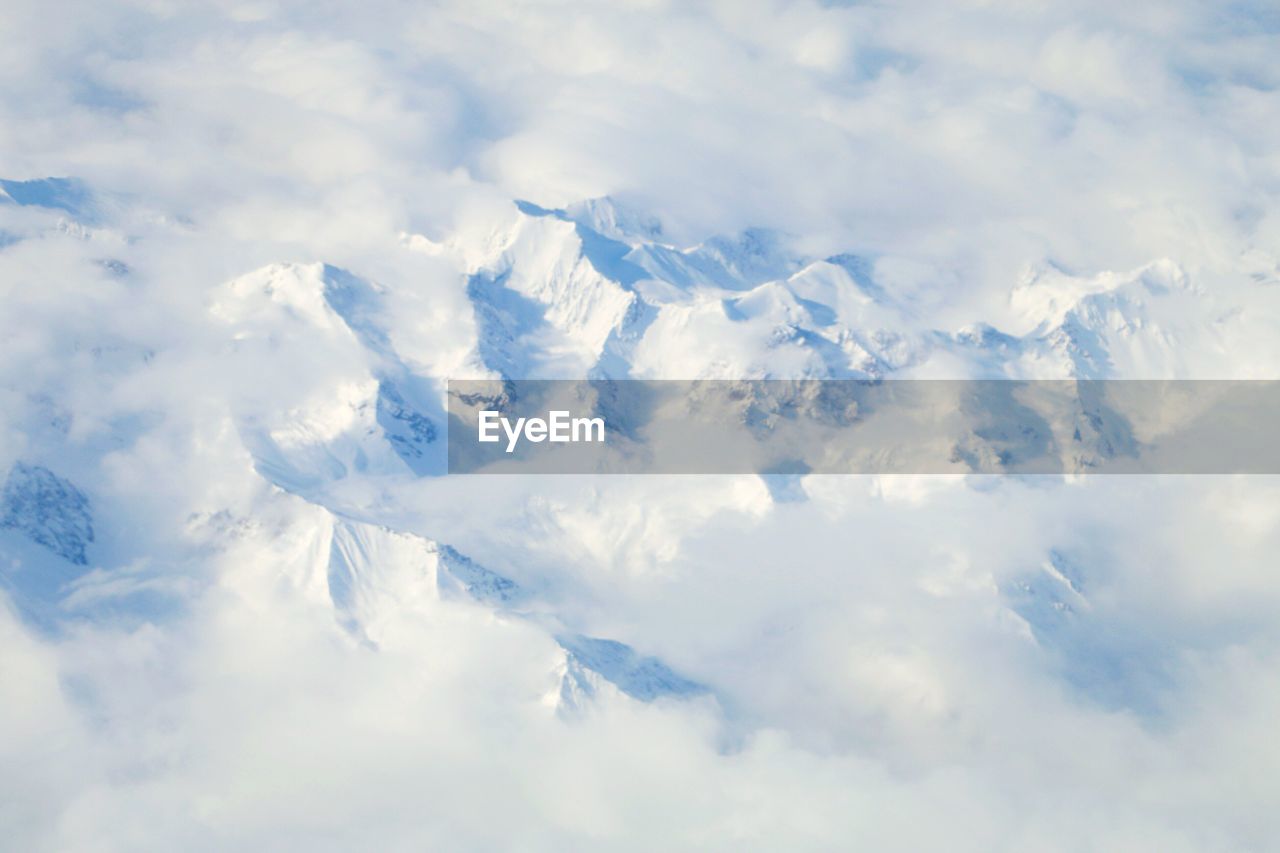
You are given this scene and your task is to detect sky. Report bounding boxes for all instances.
[2,0,1280,849]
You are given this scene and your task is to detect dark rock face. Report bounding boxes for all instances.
[1,463,94,565]
[377,381,437,472]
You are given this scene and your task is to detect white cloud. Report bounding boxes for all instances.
[2,0,1280,848]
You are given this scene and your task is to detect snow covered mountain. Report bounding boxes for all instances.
[1,463,94,566]
[405,196,1280,385]
[6,1,1280,846]
[2,163,1279,849]
[3,177,1277,709]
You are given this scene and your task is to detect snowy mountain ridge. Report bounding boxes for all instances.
[2,176,1278,722]
[404,196,1276,384]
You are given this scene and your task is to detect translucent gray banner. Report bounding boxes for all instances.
[446,380,1280,475]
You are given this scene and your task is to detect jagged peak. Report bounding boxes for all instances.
[314,511,706,710]
[690,227,803,286]
[0,462,94,566]
[211,262,391,349]
[512,196,665,246]
[563,196,665,244]
[555,633,707,704]
[1010,258,1194,335]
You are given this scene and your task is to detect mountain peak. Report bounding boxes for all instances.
[0,463,94,566]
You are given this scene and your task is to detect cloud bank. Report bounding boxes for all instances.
[1,0,1279,849]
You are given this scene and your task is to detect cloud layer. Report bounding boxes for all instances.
[2,0,1280,849]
